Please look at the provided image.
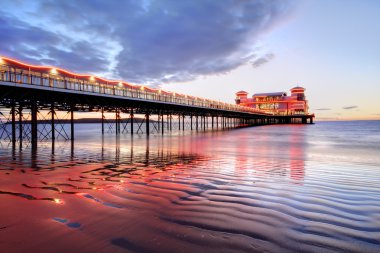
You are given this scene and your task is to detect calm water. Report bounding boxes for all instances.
[1,121,380,253]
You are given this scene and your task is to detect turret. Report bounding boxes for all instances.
[290,86,305,101]
[235,91,248,104]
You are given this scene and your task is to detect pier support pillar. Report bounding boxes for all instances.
[130,109,134,135]
[18,106,22,142]
[101,107,104,134]
[196,115,199,131]
[116,108,120,134]
[11,102,16,144]
[190,115,193,130]
[146,113,150,136]
[161,112,164,135]
[51,103,55,140]
[182,115,185,131]
[31,101,38,142]
[70,105,74,141]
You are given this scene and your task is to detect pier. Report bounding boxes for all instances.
[0,56,314,144]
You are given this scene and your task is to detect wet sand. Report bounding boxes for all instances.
[1,122,380,252]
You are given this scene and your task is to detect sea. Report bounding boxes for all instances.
[0,120,380,253]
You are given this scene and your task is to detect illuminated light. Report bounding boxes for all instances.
[1,56,256,113]
[118,82,123,87]
[89,76,95,81]
[92,187,97,190]
[120,180,124,183]
[53,198,63,204]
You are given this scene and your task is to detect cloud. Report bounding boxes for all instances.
[0,0,295,85]
[0,13,110,73]
[342,106,358,110]
[251,53,275,68]
[316,108,331,111]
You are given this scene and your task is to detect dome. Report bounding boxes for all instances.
[291,86,305,91]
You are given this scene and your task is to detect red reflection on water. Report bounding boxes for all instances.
[289,126,305,182]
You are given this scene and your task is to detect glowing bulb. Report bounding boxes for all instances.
[0,57,3,64]
[89,76,95,81]
[53,198,63,204]
[140,86,145,91]
[118,82,123,87]
[50,68,57,74]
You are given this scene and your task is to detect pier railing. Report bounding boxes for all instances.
[0,57,268,115]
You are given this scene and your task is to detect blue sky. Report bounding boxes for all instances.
[1,0,379,120]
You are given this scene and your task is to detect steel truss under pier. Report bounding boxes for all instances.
[0,57,314,145]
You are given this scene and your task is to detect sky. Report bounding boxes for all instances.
[1,0,379,120]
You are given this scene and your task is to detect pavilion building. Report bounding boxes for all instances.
[235,86,309,115]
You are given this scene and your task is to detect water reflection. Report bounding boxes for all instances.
[289,126,306,182]
[1,123,380,253]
